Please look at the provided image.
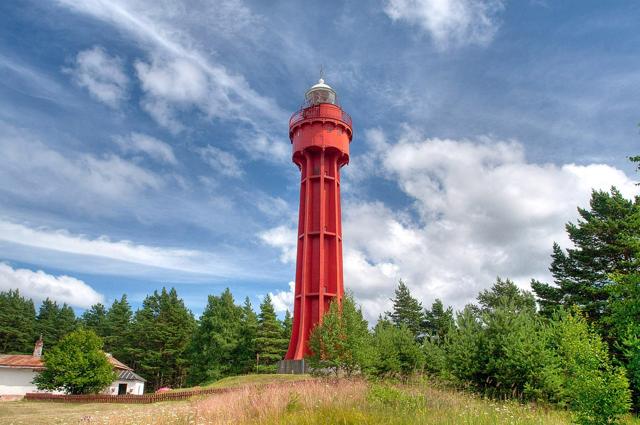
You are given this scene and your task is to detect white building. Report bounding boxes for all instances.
[0,338,145,399]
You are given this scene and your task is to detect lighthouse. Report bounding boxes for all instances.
[280,78,353,369]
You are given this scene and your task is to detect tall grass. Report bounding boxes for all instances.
[3,377,639,424]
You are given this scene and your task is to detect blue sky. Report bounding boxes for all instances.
[0,0,638,321]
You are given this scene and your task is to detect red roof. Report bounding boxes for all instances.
[0,354,132,371]
[0,355,44,370]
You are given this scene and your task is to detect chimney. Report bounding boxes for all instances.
[33,335,43,358]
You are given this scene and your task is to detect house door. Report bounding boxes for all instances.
[118,383,127,395]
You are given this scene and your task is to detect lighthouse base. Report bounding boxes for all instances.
[277,359,309,375]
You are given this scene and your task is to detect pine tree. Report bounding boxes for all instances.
[36,298,77,347]
[0,289,36,353]
[387,280,425,340]
[478,278,536,314]
[423,299,454,343]
[255,295,287,372]
[236,297,259,374]
[188,288,242,384]
[130,288,195,390]
[104,295,133,365]
[81,303,108,338]
[283,310,292,341]
[532,188,639,320]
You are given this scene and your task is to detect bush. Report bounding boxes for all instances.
[550,311,631,425]
[370,323,424,380]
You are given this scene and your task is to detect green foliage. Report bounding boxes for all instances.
[189,289,243,384]
[103,295,133,365]
[387,280,425,341]
[423,298,453,343]
[35,298,77,348]
[34,329,116,394]
[255,295,288,372]
[80,303,108,338]
[236,297,259,374]
[550,310,631,424]
[308,293,371,376]
[283,309,292,341]
[532,188,639,321]
[478,277,536,314]
[0,289,36,353]
[129,287,195,390]
[370,321,424,379]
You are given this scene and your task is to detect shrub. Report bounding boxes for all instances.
[550,311,631,425]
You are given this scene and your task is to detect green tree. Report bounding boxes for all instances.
[0,289,36,353]
[104,295,133,365]
[188,288,242,384]
[387,280,425,340]
[130,288,195,390]
[532,188,639,321]
[283,310,292,341]
[371,320,424,380]
[36,298,77,347]
[478,277,536,314]
[605,272,640,406]
[34,329,115,394]
[255,295,287,373]
[235,297,258,374]
[308,294,371,376]
[423,298,454,343]
[550,310,631,425]
[81,303,108,338]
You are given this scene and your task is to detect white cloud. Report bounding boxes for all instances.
[65,46,128,107]
[259,225,297,263]
[0,219,246,278]
[55,0,288,157]
[384,0,506,49]
[269,281,294,313]
[261,130,637,321]
[0,125,162,211]
[114,132,177,164]
[197,145,244,178]
[0,263,103,308]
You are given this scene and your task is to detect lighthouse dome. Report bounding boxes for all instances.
[305,78,336,106]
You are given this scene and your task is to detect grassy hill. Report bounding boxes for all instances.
[1,375,638,425]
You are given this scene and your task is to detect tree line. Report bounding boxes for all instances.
[0,287,292,390]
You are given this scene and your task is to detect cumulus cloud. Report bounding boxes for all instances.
[259,225,297,263]
[114,132,177,165]
[197,145,244,178]
[0,263,103,308]
[261,129,637,321]
[384,0,506,49]
[65,46,128,107]
[269,281,294,313]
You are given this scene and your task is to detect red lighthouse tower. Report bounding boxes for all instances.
[284,79,353,363]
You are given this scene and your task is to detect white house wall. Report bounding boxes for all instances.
[103,380,145,395]
[0,368,144,396]
[0,368,38,395]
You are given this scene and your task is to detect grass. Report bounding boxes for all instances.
[169,373,310,392]
[1,375,639,425]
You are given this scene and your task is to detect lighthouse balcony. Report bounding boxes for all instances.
[289,103,352,129]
